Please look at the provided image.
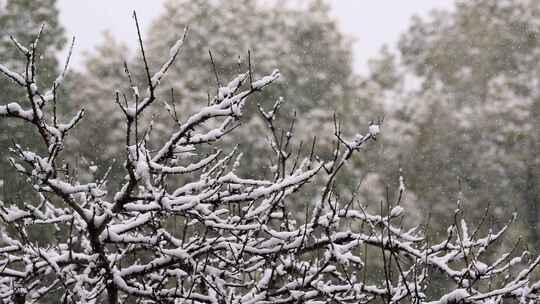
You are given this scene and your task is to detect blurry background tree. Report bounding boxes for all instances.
[375,0,540,251]
[0,0,66,202]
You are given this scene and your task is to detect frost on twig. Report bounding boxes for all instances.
[0,21,538,304]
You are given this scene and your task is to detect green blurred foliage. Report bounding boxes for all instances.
[376,0,540,252]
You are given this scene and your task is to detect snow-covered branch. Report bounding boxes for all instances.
[0,22,537,304]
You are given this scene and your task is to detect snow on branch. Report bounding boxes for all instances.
[0,20,538,304]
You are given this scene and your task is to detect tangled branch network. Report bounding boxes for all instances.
[0,13,539,304]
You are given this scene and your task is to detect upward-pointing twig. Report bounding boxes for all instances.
[133,11,153,99]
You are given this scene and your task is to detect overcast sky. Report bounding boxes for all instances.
[57,0,454,74]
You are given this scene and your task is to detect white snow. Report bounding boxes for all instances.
[368,123,380,136]
[390,205,404,217]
